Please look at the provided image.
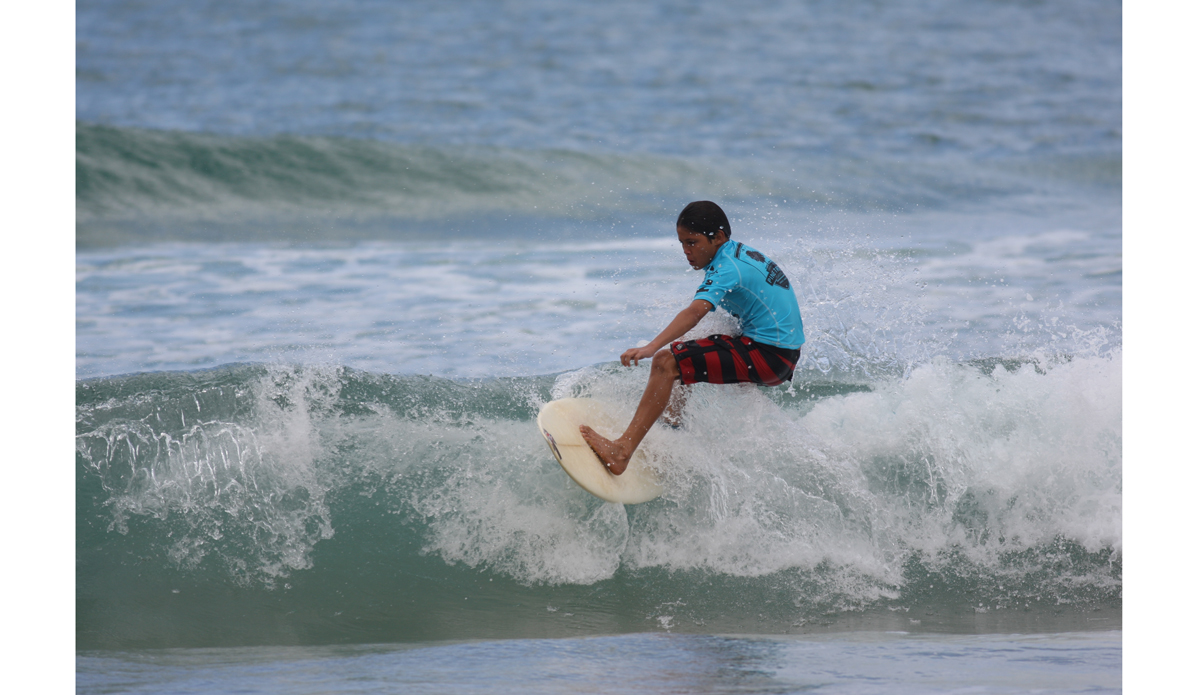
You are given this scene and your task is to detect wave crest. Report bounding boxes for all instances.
[76,355,1120,646]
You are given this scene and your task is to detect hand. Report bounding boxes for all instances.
[620,345,658,367]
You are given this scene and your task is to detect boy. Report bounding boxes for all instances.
[580,200,805,474]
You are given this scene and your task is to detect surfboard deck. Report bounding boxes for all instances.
[536,398,664,504]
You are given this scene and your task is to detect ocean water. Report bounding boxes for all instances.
[77,632,1121,694]
[76,0,1121,692]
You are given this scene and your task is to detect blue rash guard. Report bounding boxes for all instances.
[693,241,805,350]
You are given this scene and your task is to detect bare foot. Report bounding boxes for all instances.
[579,425,632,475]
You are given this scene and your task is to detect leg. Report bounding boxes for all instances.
[580,349,680,475]
[662,383,689,428]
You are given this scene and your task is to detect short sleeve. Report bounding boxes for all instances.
[694,262,736,311]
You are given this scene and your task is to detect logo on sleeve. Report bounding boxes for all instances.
[765,261,791,289]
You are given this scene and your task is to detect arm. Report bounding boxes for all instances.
[620,299,712,366]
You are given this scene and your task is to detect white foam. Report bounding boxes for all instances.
[414,351,1120,602]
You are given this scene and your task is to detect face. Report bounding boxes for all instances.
[677,226,725,269]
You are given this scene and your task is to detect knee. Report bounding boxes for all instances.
[651,349,680,378]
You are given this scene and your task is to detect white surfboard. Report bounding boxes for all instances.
[536,398,664,504]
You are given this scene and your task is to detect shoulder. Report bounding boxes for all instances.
[734,242,769,264]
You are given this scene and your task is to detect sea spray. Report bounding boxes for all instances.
[76,366,338,586]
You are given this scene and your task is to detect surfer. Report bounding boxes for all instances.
[580,200,805,474]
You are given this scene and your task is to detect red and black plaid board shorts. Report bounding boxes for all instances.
[670,335,801,387]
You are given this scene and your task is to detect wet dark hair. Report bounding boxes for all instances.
[676,201,731,240]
